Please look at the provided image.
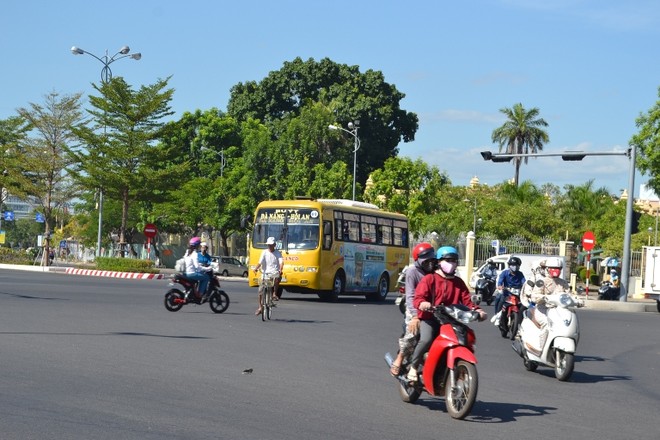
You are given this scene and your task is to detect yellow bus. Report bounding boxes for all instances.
[248,198,409,301]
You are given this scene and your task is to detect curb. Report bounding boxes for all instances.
[64,267,166,280]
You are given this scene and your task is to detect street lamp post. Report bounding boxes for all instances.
[71,45,141,257]
[201,146,227,177]
[463,198,478,232]
[655,207,659,246]
[481,148,634,302]
[328,122,360,200]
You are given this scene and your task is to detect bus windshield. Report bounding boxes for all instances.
[252,207,320,250]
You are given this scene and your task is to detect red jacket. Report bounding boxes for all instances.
[413,272,480,320]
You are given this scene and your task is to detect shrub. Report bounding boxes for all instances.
[578,267,587,282]
[590,273,599,285]
[95,257,158,273]
[0,247,33,265]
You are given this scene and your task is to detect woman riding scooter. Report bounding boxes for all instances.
[407,246,487,382]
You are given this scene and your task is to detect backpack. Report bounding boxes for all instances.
[175,257,185,273]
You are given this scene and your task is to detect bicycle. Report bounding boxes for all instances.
[259,273,277,321]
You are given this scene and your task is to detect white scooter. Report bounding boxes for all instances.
[512,280,584,381]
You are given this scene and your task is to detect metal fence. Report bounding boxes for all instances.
[474,237,560,269]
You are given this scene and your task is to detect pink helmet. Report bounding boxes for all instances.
[189,236,201,247]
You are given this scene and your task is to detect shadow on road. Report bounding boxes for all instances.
[0,290,66,300]
[465,400,556,423]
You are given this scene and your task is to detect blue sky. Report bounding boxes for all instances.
[2,0,659,198]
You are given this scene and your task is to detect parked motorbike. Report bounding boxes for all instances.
[598,281,620,301]
[512,285,583,381]
[385,304,482,420]
[394,266,408,314]
[474,271,497,305]
[164,272,230,313]
[496,287,522,340]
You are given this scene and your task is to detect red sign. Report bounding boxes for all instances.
[582,230,595,251]
[143,223,158,239]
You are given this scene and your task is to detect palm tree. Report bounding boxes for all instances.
[491,103,549,186]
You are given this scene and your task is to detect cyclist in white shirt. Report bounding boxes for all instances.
[254,236,283,315]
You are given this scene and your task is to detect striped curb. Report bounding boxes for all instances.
[64,267,166,280]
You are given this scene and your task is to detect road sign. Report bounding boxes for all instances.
[582,231,595,251]
[3,211,14,221]
[143,223,157,239]
[35,213,45,223]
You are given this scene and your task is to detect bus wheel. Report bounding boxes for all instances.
[319,271,344,302]
[366,274,389,301]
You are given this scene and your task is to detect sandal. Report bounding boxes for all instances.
[390,364,402,377]
[255,308,263,315]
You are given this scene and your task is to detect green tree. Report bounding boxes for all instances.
[227,57,418,189]
[0,116,30,210]
[70,77,186,255]
[556,180,614,243]
[491,103,550,187]
[631,85,660,196]
[15,91,83,264]
[363,157,450,236]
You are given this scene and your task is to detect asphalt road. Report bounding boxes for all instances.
[1,269,658,440]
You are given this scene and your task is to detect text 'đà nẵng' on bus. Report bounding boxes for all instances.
[248,198,410,302]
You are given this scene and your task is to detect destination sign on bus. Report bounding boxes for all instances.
[256,208,320,225]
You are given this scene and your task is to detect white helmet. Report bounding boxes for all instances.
[545,257,562,269]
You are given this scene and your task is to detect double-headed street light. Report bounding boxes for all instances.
[329,122,360,201]
[71,45,141,257]
[481,148,635,302]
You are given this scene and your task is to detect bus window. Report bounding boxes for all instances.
[361,222,377,243]
[377,225,392,245]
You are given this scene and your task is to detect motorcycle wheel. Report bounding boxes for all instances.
[398,297,406,314]
[164,289,184,312]
[554,350,575,381]
[485,294,493,306]
[499,317,509,338]
[209,290,230,314]
[445,360,478,420]
[398,380,421,403]
[509,313,520,341]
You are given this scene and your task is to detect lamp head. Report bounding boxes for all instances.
[328,125,338,130]
[130,53,142,60]
[71,46,84,55]
[119,46,130,55]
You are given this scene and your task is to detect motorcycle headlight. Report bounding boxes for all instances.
[559,293,574,307]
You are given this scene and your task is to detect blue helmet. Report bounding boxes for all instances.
[436,246,459,260]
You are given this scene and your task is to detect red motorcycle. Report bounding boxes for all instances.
[164,272,230,313]
[385,304,481,420]
[497,288,522,340]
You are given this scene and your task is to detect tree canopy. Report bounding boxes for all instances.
[227,57,419,189]
[631,85,660,197]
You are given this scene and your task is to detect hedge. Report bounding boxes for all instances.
[95,257,158,273]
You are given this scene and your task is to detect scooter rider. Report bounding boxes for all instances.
[493,256,526,322]
[389,242,436,377]
[525,257,569,338]
[184,237,211,302]
[407,246,487,382]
